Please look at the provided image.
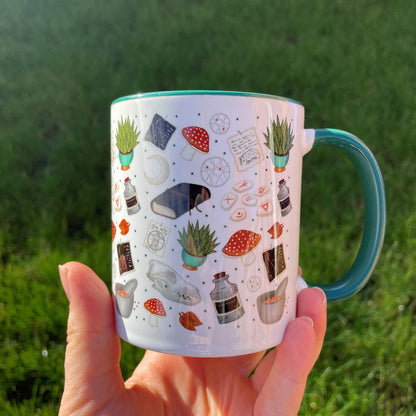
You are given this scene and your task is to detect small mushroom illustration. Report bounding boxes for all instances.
[144,298,166,327]
[222,229,261,266]
[180,126,210,160]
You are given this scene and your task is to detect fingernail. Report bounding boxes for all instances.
[59,264,71,302]
[313,287,327,305]
[300,316,314,328]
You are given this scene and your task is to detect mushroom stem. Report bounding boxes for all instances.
[149,313,159,327]
[241,251,256,266]
[180,144,196,161]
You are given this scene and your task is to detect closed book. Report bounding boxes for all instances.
[151,183,211,219]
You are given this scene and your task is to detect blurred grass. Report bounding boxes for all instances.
[1,0,415,414]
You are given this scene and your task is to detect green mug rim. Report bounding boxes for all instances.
[111,90,303,106]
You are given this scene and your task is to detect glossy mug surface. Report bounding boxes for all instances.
[111,91,385,357]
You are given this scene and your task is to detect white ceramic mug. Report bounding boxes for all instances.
[111,91,386,357]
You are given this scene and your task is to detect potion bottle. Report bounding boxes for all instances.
[277,179,292,217]
[123,177,140,215]
[210,272,245,324]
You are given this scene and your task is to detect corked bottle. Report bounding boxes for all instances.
[123,177,140,215]
[277,179,292,217]
[210,271,245,324]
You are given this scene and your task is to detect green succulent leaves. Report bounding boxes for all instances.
[178,220,220,257]
[263,115,294,156]
[115,116,140,154]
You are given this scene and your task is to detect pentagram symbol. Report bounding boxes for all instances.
[200,157,231,187]
[210,113,230,135]
[146,230,165,251]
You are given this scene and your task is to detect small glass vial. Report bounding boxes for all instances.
[210,271,245,324]
[123,177,140,215]
[277,179,292,217]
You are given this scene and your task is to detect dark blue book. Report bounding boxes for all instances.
[151,183,211,219]
[145,113,176,150]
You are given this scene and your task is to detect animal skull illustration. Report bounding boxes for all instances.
[146,260,201,306]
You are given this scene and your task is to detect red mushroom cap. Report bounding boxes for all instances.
[222,230,261,257]
[144,298,166,316]
[182,126,209,153]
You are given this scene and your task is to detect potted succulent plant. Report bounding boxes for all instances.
[263,115,294,172]
[115,116,140,170]
[178,220,219,270]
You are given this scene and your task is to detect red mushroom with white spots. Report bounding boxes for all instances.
[144,298,166,327]
[180,126,210,160]
[222,229,261,266]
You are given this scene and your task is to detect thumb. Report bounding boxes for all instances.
[59,262,124,411]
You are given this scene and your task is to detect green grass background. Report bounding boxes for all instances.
[1,0,415,414]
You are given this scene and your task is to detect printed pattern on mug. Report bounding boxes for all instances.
[111,100,298,355]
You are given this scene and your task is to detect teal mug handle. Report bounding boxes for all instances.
[305,129,386,302]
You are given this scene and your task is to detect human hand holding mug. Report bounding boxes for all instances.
[111,90,386,357]
[59,262,327,415]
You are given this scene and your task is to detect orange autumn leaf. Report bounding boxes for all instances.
[179,311,203,331]
[267,222,284,239]
[119,219,130,235]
